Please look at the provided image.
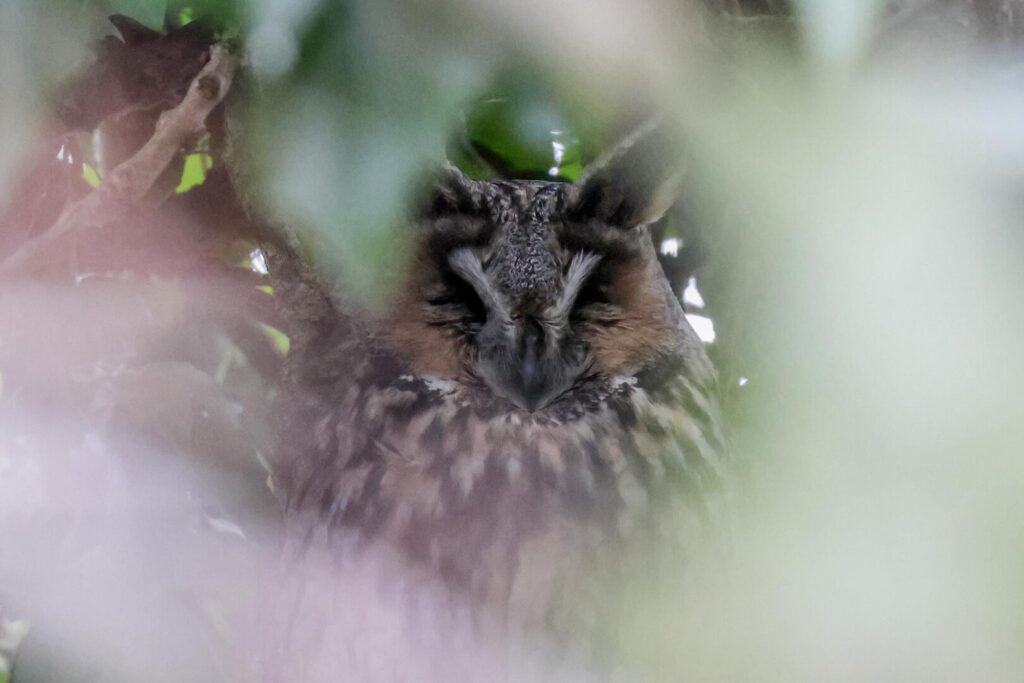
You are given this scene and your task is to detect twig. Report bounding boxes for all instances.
[0,44,237,277]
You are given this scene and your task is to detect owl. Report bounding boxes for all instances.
[267,120,726,680]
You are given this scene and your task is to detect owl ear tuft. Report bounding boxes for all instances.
[567,117,682,229]
[424,162,484,216]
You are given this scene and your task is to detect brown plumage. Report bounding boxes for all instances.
[268,121,726,680]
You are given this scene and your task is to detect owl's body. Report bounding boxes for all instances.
[269,123,724,678]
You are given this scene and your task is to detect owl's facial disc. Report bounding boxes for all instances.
[399,126,685,394]
[448,247,594,412]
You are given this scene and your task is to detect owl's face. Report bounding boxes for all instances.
[384,122,687,413]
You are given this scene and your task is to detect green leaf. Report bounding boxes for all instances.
[465,97,581,181]
[258,323,290,355]
[166,0,246,32]
[176,153,211,193]
[82,162,101,188]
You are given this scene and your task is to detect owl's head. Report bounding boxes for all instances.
[385,120,694,412]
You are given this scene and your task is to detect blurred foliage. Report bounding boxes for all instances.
[230,0,485,298]
[4,0,1024,681]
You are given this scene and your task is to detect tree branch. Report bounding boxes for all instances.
[0,44,237,277]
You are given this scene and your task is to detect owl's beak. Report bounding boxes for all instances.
[478,316,563,412]
[517,318,547,411]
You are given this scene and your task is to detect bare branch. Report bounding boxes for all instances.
[109,45,236,202]
[0,44,237,278]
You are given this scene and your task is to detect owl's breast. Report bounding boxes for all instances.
[275,341,724,647]
[298,355,716,568]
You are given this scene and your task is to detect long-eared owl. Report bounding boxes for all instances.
[269,120,726,680]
